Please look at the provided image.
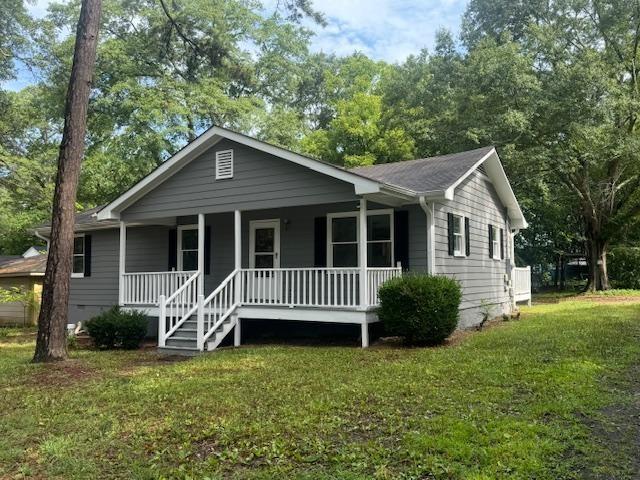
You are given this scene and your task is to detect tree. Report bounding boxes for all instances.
[462,0,640,291]
[33,0,102,362]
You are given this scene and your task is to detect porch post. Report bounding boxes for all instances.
[234,210,242,270]
[118,221,126,306]
[198,213,205,297]
[359,198,367,308]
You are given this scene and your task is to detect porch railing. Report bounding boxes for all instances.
[513,266,532,305]
[122,271,197,305]
[366,267,403,306]
[158,271,200,347]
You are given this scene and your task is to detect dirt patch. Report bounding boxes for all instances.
[27,359,100,388]
[581,365,640,479]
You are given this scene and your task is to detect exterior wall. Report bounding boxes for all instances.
[121,139,359,221]
[433,170,512,328]
[0,277,41,326]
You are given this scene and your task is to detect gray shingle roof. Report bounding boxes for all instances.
[0,254,46,276]
[350,146,494,194]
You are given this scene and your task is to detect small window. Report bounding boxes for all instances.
[490,225,501,260]
[72,235,84,278]
[330,216,358,267]
[452,215,465,256]
[215,149,233,179]
[367,214,392,267]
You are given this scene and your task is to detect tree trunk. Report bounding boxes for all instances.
[33,0,102,363]
[585,237,610,292]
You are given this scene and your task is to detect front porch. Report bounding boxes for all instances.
[117,199,405,353]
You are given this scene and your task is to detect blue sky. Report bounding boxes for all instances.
[4,0,469,91]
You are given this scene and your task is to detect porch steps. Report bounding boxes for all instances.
[160,311,238,354]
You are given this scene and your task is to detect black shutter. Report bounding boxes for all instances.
[488,224,494,258]
[447,212,454,256]
[464,217,471,257]
[168,229,177,270]
[500,228,505,260]
[314,217,327,267]
[83,234,92,277]
[204,226,211,275]
[394,210,409,269]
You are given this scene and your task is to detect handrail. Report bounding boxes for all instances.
[199,269,240,350]
[166,271,200,304]
[203,269,239,304]
[123,270,197,276]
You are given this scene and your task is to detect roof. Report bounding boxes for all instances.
[350,146,495,195]
[37,126,526,231]
[0,255,46,277]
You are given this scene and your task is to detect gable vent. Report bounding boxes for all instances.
[215,150,234,179]
[477,163,487,176]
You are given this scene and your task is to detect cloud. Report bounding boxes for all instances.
[306,0,469,62]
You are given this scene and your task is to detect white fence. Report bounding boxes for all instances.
[513,266,532,305]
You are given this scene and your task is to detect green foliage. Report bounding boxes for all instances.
[0,286,38,309]
[378,274,461,345]
[85,306,147,350]
[608,247,640,290]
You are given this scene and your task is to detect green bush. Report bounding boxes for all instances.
[608,247,640,289]
[85,307,147,350]
[378,274,461,346]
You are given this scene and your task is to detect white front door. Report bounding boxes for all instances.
[249,219,280,302]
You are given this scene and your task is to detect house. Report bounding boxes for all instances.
[0,254,46,326]
[34,126,531,353]
[22,246,47,258]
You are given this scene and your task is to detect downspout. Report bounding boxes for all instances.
[34,230,50,252]
[419,197,435,275]
[510,227,519,309]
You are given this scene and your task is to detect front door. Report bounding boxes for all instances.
[249,219,280,302]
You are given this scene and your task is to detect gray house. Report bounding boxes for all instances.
[35,126,531,353]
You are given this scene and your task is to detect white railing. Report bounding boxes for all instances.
[239,268,362,308]
[198,269,240,350]
[122,271,197,305]
[158,271,200,347]
[513,266,532,305]
[366,267,403,305]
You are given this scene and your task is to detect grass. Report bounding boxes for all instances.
[1,301,639,479]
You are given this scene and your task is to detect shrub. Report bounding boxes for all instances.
[609,247,640,289]
[85,306,147,349]
[378,274,461,346]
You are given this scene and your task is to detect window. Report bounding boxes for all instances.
[452,214,464,256]
[367,214,392,267]
[72,235,85,277]
[327,210,394,267]
[178,225,198,271]
[490,224,501,260]
[215,149,233,179]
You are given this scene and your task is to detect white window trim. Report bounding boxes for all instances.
[326,209,394,268]
[491,225,502,260]
[452,214,465,257]
[177,224,198,271]
[71,234,85,278]
[215,149,234,180]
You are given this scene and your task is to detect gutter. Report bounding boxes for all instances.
[34,230,50,253]
[418,196,435,275]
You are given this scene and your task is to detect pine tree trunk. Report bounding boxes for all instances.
[33,0,102,363]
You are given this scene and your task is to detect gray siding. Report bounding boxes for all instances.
[121,139,359,220]
[433,170,512,327]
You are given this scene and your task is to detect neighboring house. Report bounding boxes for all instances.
[22,246,47,258]
[35,126,531,353]
[0,255,46,326]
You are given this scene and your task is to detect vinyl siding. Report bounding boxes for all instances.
[433,170,512,327]
[121,139,359,221]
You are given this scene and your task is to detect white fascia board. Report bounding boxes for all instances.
[97,126,384,220]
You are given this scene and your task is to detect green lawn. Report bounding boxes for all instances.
[1,301,639,479]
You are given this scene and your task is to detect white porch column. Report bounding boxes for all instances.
[198,213,205,297]
[359,198,368,308]
[118,221,126,306]
[234,210,242,270]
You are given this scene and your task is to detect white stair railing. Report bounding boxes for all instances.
[122,271,196,305]
[158,271,200,347]
[366,267,403,306]
[198,269,240,351]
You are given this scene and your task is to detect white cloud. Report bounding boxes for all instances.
[306,0,469,62]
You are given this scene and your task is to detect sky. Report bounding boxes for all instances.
[4,0,469,91]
